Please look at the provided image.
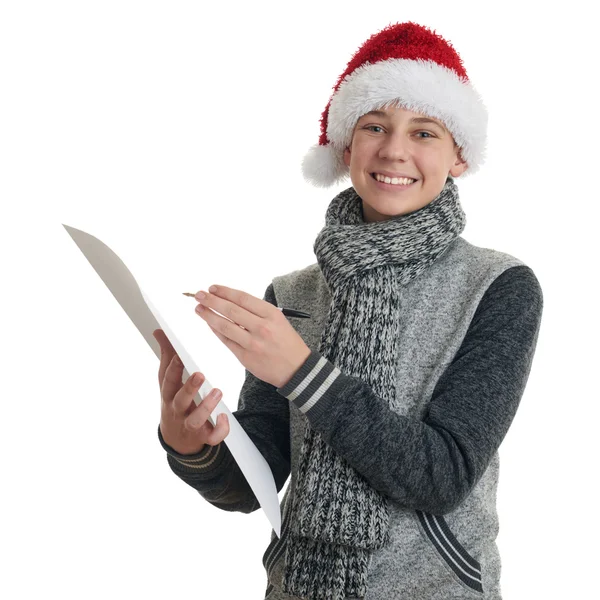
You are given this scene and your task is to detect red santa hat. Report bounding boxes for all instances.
[302,21,488,187]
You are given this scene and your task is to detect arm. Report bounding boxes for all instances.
[158,284,291,514]
[276,265,544,515]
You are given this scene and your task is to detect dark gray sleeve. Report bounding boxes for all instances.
[276,265,544,515]
[158,283,291,514]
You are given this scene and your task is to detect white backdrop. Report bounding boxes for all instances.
[1,1,598,598]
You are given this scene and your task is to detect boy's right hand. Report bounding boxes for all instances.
[153,329,230,456]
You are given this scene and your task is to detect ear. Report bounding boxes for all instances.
[449,147,468,178]
[343,146,351,168]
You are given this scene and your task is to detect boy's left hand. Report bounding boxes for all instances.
[194,285,311,389]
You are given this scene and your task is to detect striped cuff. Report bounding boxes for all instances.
[157,424,227,475]
[276,350,343,417]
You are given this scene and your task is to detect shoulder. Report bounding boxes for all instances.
[263,263,321,308]
[458,234,544,310]
[271,263,323,304]
[441,237,544,331]
[479,264,544,320]
[449,237,543,300]
[486,264,543,302]
[272,262,320,286]
[450,236,527,271]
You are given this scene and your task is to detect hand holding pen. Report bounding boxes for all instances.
[183,293,310,319]
[181,285,312,389]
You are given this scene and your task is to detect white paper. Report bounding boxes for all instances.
[62,224,281,537]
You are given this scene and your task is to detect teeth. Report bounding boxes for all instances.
[374,173,415,185]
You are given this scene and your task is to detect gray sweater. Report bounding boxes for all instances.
[158,236,543,599]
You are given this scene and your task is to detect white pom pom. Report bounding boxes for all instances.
[301,143,349,188]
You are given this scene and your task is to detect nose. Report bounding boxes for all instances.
[378,132,410,161]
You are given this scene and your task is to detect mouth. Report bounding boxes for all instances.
[370,173,417,189]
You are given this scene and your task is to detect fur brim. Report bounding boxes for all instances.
[303,58,488,187]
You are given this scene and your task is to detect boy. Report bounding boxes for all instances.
[155,21,543,600]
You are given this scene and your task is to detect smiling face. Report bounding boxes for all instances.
[343,104,468,222]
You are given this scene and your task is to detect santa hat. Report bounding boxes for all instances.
[302,21,488,187]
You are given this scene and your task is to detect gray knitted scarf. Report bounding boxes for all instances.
[281,175,466,600]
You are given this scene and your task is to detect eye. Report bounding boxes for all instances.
[364,125,384,133]
[416,131,435,138]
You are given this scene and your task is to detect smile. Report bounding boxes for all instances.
[371,173,417,189]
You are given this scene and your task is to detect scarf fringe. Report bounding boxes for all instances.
[282,536,370,600]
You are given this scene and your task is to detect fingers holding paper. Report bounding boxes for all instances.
[153,329,229,455]
[193,285,311,389]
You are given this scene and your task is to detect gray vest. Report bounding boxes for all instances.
[264,236,524,600]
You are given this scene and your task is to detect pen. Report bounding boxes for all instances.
[182,292,311,319]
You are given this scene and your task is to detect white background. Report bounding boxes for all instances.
[1,1,598,598]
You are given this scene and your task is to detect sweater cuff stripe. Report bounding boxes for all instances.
[173,444,221,469]
[281,355,341,413]
[158,424,223,469]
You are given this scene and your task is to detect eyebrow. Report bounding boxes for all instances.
[360,111,447,133]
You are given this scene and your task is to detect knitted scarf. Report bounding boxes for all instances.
[281,175,466,600]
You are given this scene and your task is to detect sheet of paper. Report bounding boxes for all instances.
[62,224,281,537]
